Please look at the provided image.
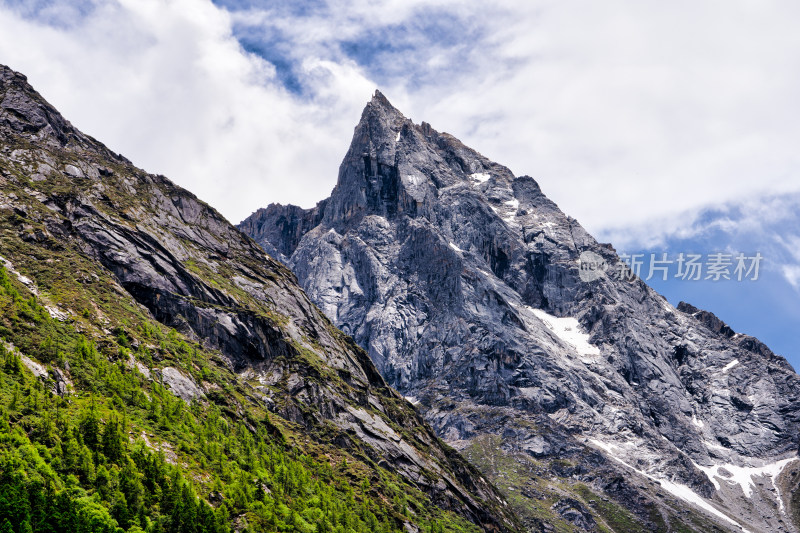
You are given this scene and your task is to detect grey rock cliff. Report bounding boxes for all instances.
[242,90,800,532]
[0,66,519,532]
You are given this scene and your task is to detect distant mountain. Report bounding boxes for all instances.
[241,90,800,532]
[0,64,520,533]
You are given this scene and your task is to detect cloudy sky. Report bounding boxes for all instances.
[1,0,798,364]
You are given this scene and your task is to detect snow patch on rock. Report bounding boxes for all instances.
[696,458,797,512]
[469,172,490,183]
[722,359,740,373]
[530,308,600,359]
[590,440,752,532]
[658,477,751,532]
[489,204,517,225]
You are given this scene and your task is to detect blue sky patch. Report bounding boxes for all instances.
[619,194,800,369]
[235,27,305,95]
[211,0,326,18]
[339,9,484,89]
[3,0,96,28]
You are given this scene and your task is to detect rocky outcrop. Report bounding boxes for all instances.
[239,201,327,264]
[0,65,519,533]
[679,300,790,366]
[159,367,205,402]
[551,498,596,531]
[1,67,79,147]
[242,91,800,532]
[677,301,736,339]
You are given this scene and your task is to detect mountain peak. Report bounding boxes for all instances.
[370,88,393,107]
[366,89,405,119]
[318,90,519,230]
[242,82,800,532]
[359,88,405,128]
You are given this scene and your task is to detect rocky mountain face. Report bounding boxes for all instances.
[0,64,520,532]
[242,91,800,532]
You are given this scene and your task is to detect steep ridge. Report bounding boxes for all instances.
[0,64,520,532]
[242,91,800,532]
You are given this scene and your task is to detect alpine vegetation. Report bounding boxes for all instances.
[0,65,520,533]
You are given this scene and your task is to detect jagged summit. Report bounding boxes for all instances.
[242,91,800,532]
[368,88,399,111]
[353,88,406,146]
[678,301,790,367]
[323,92,520,232]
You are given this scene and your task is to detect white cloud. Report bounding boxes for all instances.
[0,0,375,222]
[598,192,800,249]
[775,234,800,291]
[594,190,800,292]
[0,0,799,239]
[396,1,800,236]
[783,266,800,291]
